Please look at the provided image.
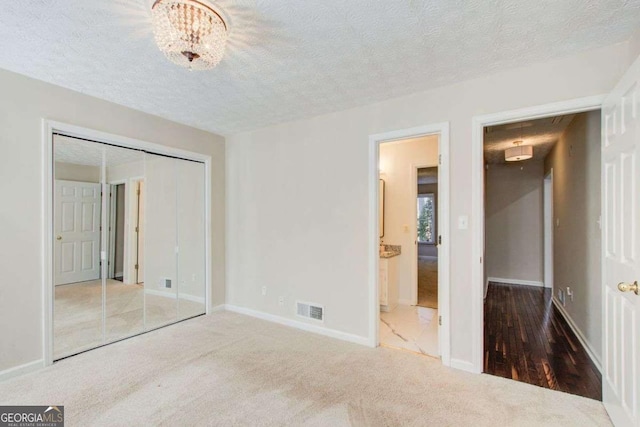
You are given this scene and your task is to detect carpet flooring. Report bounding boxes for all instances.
[417,256,438,308]
[0,311,611,426]
[54,280,205,359]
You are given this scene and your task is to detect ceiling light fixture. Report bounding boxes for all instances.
[151,0,229,70]
[505,140,533,162]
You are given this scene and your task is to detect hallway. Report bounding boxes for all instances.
[483,282,601,400]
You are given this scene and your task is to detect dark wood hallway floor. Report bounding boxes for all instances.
[483,282,601,400]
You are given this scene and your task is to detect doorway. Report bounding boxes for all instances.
[416,167,439,310]
[369,123,450,366]
[481,111,602,400]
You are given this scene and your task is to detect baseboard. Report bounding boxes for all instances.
[488,277,544,288]
[0,360,44,382]
[210,304,226,313]
[484,279,489,299]
[450,358,478,373]
[224,305,370,347]
[145,289,205,304]
[552,297,602,373]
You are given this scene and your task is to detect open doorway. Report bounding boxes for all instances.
[416,167,438,310]
[377,135,440,357]
[482,111,602,400]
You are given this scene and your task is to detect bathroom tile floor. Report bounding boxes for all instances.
[379,305,439,357]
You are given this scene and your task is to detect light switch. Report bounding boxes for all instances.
[458,215,468,230]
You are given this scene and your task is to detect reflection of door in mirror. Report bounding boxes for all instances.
[53,135,105,359]
[379,179,385,238]
[52,133,207,361]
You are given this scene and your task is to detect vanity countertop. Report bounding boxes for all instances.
[380,244,401,259]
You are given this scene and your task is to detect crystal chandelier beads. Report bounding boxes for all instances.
[151,0,228,70]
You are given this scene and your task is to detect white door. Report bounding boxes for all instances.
[602,55,640,426]
[54,180,101,285]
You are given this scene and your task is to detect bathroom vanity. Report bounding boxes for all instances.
[379,245,400,312]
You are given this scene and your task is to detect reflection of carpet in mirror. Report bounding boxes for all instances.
[54,280,205,360]
[417,256,438,308]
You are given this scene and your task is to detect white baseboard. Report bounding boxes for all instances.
[450,358,478,373]
[488,277,545,288]
[145,289,205,304]
[224,305,370,347]
[0,360,44,382]
[552,297,602,373]
[210,304,226,313]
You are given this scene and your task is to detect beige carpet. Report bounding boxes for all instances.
[54,280,205,359]
[0,312,611,426]
[417,256,438,308]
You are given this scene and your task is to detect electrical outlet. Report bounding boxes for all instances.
[278,296,284,306]
[261,286,267,296]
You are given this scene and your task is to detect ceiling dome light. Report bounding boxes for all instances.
[505,140,533,162]
[151,0,228,70]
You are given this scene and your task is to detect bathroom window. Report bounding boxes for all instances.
[417,193,435,244]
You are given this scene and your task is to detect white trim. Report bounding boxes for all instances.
[487,277,545,288]
[210,304,226,313]
[369,123,451,366]
[225,305,370,346]
[552,298,602,372]
[450,358,476,373]
[0,360,44,382]
[543,170,554,290]
[144,288,206,304]
[410,162,438,307]
[42,120,213,366]
[470,95,605,374]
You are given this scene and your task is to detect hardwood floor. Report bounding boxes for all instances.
[483,282,601,400]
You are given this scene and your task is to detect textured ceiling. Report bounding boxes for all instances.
[2,1,640,136]
[483,114,576,164]
[54,135,144,166]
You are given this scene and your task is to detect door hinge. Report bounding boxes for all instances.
[135,226,139,232]
[438,315,442,326]
[439,154,442,165]
[438,235,442,245]
[135,264,139,270]
[137,189,141,196]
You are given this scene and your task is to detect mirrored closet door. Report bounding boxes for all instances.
[53,134,206,360]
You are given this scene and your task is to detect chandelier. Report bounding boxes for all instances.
[151,0,228,70]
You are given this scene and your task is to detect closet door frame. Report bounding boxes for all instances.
[43,120,212,366]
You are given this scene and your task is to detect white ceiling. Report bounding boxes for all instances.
[54,135,144,166]
[483,114,576,164]
[2,1,640,136]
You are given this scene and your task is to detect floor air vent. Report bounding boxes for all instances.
[296,301,324,322]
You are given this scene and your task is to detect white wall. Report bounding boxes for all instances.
[54,162,100,182]
[379,136,439,303]
[485,161,544,285]
[0,68,225,373]
[227,41,634,365]
[544,111,602,362]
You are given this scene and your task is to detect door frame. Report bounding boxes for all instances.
[42,120,213,366]
[368,122,451,366]
[470,95,605,373]
[410,163,439,306]
[543,169,554,290]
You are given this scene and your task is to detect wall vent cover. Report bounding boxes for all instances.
[296,301,324,322]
